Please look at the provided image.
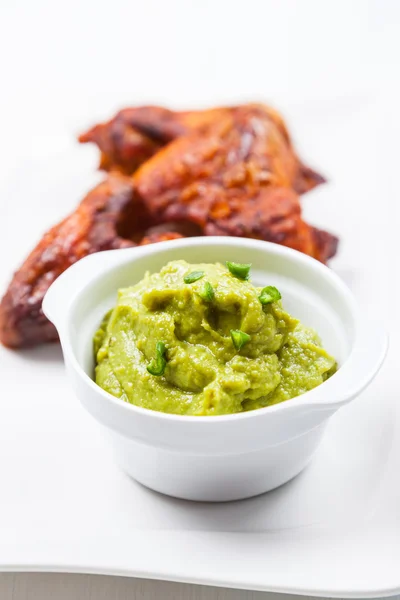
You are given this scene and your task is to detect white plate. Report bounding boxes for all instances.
[0,98,398,598]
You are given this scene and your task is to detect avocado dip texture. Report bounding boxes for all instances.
[93,260,337,416]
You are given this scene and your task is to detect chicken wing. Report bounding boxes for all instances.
[132,107,337,261]
[79,104,325,194]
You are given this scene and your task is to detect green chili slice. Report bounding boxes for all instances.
[259,285,281,304]
[147,341,167,376]
[226,261,251,280]
[198,281,215,302]
[184,271,205,284]
[230,329,251,350]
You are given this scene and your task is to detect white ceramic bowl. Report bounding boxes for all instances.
[42,237,387,502]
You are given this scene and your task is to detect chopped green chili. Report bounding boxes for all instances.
[198,281,215,302]
[184,271,205,284]
[226,262,251,280]
[230,329,251,350]
[259,285,281,304]
[147,341,167,376]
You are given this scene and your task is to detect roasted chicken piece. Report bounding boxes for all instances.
[0,174,179,348]
[132,106,337,262]
[82,103,335,259]
[79,104,325,194]
[1,103,337,348]
[81,103,334,259]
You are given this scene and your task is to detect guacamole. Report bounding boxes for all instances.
[94,260,336,416]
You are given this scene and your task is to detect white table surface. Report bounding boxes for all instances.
[1,0,398,598]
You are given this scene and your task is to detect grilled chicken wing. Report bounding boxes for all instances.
[132,106,336,261]
[79,104,325,194]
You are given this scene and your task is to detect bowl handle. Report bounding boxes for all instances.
[309,314,388,410]
[340,316,388,403]
[42,250,131,330]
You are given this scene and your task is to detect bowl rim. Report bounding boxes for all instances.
[43,236,388,424]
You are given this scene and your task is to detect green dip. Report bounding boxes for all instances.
[94,260,337,416]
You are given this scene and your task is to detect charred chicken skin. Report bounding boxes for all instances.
[0,103,337,348]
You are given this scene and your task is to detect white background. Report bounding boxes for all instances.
[0,0,399,598]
